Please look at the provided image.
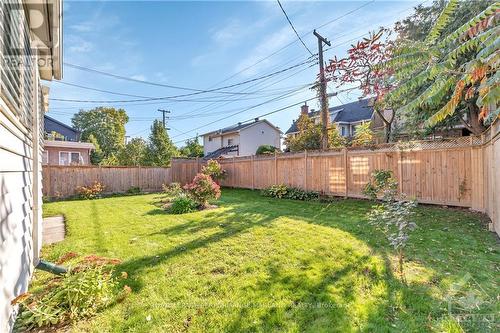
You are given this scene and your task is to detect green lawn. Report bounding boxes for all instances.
[38,189,499,332]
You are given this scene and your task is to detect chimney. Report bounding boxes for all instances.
[254,117,259,122]
[301,102,309,116]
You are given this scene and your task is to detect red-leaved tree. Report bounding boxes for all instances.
[325,28,395,142]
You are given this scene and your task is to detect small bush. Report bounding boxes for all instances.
[76,181,105,199]
[168,196,197,214]
[162,182,183,198]
[201,160,226,182]
[261,184,318,201]
[183,173,221,207]
[256,145,277,155]
[261,184,289,198]
[363,169,398,201]
[13,255,127,331]
[286,187,319,201]
[126,186,141,195]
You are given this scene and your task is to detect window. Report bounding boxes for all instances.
[227,139,233,146]
[42,151,48,165]
[341,126,346,136]
[208,136,213,142]
[59,152,82,165]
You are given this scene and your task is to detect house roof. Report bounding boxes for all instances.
[203,145,239,160]
[44,140,95,150]
[285,98,374,134]
[202,119,282,137]
[44,115,81,141]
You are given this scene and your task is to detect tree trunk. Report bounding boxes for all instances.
[467,102,486,135]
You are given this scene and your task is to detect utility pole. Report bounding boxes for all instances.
[157,109,171,130]
[314,29,331,150]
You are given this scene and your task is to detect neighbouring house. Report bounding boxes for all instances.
[0,0,63,330]
[43,115,94,165]
[286,98,374,139]
[202,118,282,158]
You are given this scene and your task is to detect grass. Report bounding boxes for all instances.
[38,189,499,332]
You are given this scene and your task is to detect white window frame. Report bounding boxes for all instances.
[227,138,233,146]
[59,151,82,166]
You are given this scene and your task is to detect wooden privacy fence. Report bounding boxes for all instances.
[172,121,500,235]
[42,166,171,198]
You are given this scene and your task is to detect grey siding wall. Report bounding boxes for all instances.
[0,3,44,330]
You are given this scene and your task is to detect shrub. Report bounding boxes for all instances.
[76,181,105,199]
[162,182,183,198]
[13,255,127,331]
[286,187,319,201]
[201,160,226,182]
[261,184,319,201]
[168,196,197,214]
[126,186,141,195]
[364,169,417,281]
[183,173,221,207]
[256,145,277,155]
[363,169,398,201]
[261,184,288,198]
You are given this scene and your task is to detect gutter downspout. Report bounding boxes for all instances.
[36,260,67,275]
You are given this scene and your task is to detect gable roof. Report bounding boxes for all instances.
[203,145,239,160]
[201,119,282,137]
[44,115,80,141]
[285,98,374,134]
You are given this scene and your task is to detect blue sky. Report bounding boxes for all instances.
[48,0,421,146]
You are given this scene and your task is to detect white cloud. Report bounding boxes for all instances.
[130,74,147,81]
[70,22,94,32]
[233,26,296,76]
[66,36,94,53]
[211,19,241,45]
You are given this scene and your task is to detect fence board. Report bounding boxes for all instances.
[42,166,171,198]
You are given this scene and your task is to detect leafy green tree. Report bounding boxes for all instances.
[285,114,345,152]
[381,1,499,134]
[144,120,178,167]
[87,134,104,165]
[394,0,492,42]
[179,137,204,158]
[72,107,129,164]
[256,144,278,155]
[118,138,147,166]
[352,122,374,146]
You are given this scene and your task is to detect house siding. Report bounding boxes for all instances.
[0,88,43,332]
[0,1,51,330]
[44,146,92,165]
[238,121,281,156]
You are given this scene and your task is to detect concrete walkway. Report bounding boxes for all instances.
[42,215,65,245]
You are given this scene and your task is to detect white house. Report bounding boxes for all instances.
[286,99,374,138]
[202,119,282,158]
[0,0,63,330]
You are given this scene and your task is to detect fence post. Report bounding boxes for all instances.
[137,166,141,189]
[46,166,51,198]
[304,150,308,190]
[232,156,236,188]
[343,148,348,198]
[251,155,255,190]
[274,152,278,185]
[397,149,403,196]
[196,157,200,173]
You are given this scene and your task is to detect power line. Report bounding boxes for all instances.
[52,57,316,103]
[276,0,314,56]
[207,0,375,88]
[171,84,312,140]
[173,86,358,144]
